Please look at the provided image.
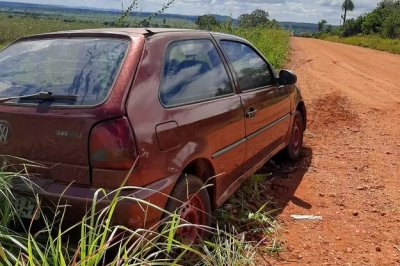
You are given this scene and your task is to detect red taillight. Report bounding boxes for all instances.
[89,117,136,170]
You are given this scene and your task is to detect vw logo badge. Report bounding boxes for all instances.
[0,121,11,145]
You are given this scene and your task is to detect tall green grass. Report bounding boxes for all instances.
[0,161,280,265]
[322,35,400,55]
[217,27,290,69]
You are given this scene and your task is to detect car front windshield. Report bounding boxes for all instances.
[0,37,129,106]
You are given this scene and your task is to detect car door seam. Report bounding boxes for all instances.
[211,138,246,159]
[246,113,291,141]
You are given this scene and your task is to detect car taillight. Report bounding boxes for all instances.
[89,117,137,170]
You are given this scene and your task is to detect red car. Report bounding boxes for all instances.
[0,28,306,240]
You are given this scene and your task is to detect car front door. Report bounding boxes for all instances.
[218,40,291,163]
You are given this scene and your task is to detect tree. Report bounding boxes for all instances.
[342,0,355,25]
[379,0,400,9]
[269,19,280,29]
[318,19,327,32]
[238,9,269,28]
[377,0,400,37]
[382,8,400,37]
[195,15,219,30]
[361,12,382,34]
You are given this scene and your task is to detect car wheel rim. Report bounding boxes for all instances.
[291,119,301,152]
[176,193,206,243]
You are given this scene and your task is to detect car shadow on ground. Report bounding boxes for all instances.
[259,146,313,216]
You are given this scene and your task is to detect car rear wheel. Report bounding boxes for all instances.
[164,174,211,243]
[286,110,304,161]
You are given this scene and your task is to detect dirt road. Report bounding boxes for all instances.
[272,38,400,265]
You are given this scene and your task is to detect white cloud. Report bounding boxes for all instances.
[6,0,381,24]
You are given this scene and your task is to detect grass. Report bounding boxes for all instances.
[0,14,103,46]
[322,35,400,55]
[0,12,194,47]
[217,26,290,69]
[0,159,281,265]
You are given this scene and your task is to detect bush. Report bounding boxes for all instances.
[195,15,219,30]
[341,16,364,37]
[382,9,400,37]
[361,12,382,34]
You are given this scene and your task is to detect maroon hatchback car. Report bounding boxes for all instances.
[0,28,306,239]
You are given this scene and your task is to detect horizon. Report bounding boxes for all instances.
[0,0,381,25]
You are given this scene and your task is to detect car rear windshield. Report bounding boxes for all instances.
[0,38,129,106]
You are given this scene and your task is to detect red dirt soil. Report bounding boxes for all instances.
[271,38,400,265]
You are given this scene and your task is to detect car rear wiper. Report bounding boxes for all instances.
[0,92,78,104]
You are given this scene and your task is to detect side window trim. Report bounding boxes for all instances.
[217,39,277,93]
[158,38,235,108]
[209,35,241,94]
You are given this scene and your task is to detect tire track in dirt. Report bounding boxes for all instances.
[271,38,400,265]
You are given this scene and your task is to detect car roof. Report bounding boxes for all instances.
[19,27,244,39]
[29,28,203,37]
[14,28,247,46]
[63,27,198,34]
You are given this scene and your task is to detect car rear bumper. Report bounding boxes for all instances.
[11,174,178,229]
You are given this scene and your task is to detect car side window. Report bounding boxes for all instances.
[221,41,274,91]
[160,39,233,107]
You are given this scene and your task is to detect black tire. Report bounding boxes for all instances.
[285,110,304,161]
[164,174,211,243]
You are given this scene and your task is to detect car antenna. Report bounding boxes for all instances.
[145,28,155,36]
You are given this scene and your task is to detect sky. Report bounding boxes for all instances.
[5,0,382,24]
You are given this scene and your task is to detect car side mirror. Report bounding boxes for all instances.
[279,69,297,85]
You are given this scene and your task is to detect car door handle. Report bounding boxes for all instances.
[246,108,257,118]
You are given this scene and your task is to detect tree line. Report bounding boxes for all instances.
[318,0,400,38]
[195,9,280,30]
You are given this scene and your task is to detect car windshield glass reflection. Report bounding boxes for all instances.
[221,41,273,91]
[161,39,233,106]
[0,38,129,106]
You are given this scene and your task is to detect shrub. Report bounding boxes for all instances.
[342,16,364,37]
[361,12,382,35]
[382,9,400,37]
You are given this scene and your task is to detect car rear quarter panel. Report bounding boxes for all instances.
[125,32,247,203]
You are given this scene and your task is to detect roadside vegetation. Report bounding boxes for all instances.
[0,6,289,69]
[0,14,102,47]
[196,10,290,68]
[222,27,289,69]
[0,159,281,265]
[313,0,400,54]
[0,2,291,264]
[322,35,400,54]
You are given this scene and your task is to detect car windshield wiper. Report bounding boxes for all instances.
[0,91,78,104]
